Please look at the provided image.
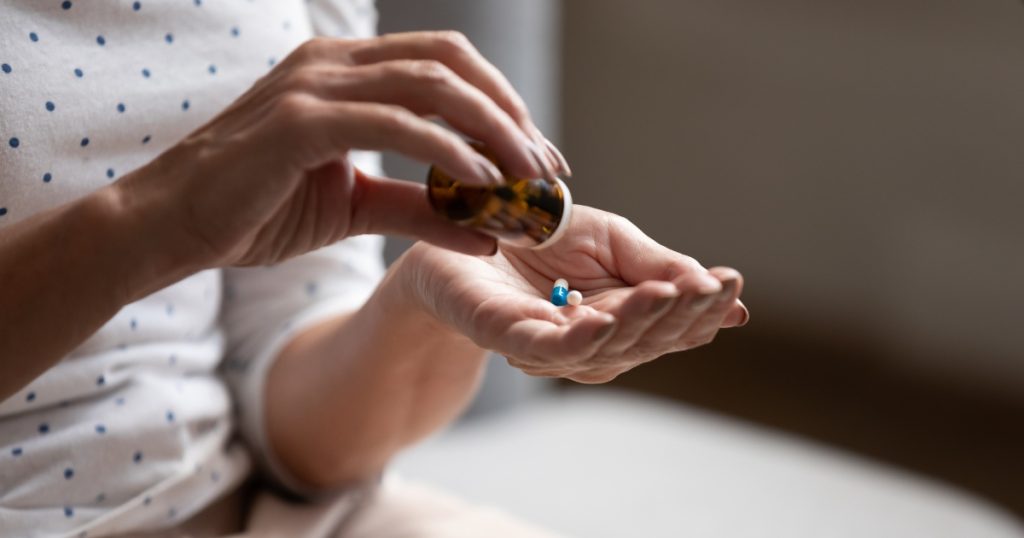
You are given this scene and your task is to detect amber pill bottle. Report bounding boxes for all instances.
[426,148,573,249]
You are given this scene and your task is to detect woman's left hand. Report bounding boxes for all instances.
[403,205,748,383]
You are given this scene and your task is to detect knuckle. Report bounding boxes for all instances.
[433,30,474,54]
[295,37,332,61]
[270,93,316,127]
[607,213,638,233]
[572,369,620,385]
[374,104,413,132]
[678,339,702,350]
[285,66,323,92]
[402,59,454,85]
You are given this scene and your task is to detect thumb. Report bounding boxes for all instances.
[350,168,497,256]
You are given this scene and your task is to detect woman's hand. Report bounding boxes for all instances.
[405,205,749,384]
[115,31,568,275]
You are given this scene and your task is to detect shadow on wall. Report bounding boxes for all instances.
[561,0,1024,519]
[562,0,1024,397]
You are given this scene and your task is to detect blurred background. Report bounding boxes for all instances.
[374,0,1024,535]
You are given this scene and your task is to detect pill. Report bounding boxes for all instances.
[566,290,583,306]
[551,278,569,306]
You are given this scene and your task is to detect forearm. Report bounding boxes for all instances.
[0,184,195,400]
[264,251,488,490]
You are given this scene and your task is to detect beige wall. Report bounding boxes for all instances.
[562,0,1024,395]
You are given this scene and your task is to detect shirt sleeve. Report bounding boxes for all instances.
[220,150,387,497]
[307,0,379,39]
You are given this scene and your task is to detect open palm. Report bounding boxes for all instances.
[409,205,747,383]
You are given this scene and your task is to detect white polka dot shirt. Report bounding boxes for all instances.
[0,1,385,536]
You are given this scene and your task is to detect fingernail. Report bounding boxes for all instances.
[543,137,572,177]
[472,154,504,186]
[649,296,675,315]
[738,304,750,326]
[526,141,558,184]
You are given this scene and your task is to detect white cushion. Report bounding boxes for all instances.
[394,390,1023,537]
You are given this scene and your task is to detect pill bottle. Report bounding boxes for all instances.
[426,147,572,249]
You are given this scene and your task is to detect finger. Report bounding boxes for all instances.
[278,96,496,186]
[504,313,616,366]
[639,270,723,345]
[569,366,628,385]
[542,136,572,177]
[676,268,743,349]
[601,215,715,285]
[721,299,750,328]
[349,31,560,178]
[594,281,679,357]
[350,169,496,256]
[298,61,540,180]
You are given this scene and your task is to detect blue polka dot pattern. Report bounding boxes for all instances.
[0,3,381,533]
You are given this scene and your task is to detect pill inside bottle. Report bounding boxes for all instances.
[426,145,572,249]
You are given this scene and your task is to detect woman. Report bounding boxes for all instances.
[0,1,747,536]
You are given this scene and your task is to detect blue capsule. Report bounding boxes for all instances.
[550,278,569,306]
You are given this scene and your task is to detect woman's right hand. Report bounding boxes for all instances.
[116,31,568,272]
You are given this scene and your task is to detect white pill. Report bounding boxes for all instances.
[554,278,568,290]
[566,290,583,306]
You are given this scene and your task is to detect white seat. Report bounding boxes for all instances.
[394,390,1024,537]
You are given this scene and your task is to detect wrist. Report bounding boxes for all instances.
[380,243,474,346]
[100,175,204,303]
